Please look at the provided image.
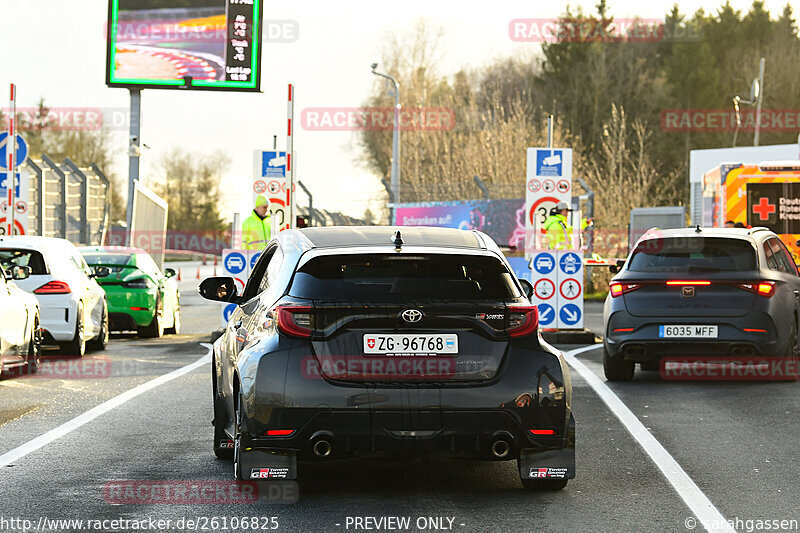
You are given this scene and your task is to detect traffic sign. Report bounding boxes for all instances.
[250,251,261,269]
[559,304,582,326]
[525,148,573,259]
[253,180,267,194]
[537,303,555,326]
[224,252,247,274]
[0,217,24,235]
[258,151,287,178]
[543,179,555,193]
[536,149,563,177]
[0,171,21,197]
[527,179,541,193]
[557,179,570,193]
[0,132,27,168]
[559,252,582,275]
[268,180,282,194]
[223,303,237,322]
[559,278,581,300]
[532,252,555,275]
[534,278,555,299]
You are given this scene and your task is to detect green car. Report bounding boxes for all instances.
[79,246,180,338]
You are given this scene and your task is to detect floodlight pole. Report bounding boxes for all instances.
[754,57,765,147]
[126,88,141,246]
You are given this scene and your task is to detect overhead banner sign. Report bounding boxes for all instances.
[106,0,263,92]
[525,147,573,258]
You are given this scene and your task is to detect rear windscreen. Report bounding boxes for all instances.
[81,253,133,266]
[290,254,521,300]
[0,249,48,274]
[628,237,757,272]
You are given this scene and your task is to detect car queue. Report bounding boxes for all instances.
[0,236,181,379]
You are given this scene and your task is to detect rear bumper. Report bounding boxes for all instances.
[244,408,571,461]
[37,295,78,343]
[605,310,785,359]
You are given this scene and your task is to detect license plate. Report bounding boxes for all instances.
[658,325,718,338]
[363,334,458,355]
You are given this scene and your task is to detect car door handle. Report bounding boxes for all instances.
[794,290,799,297]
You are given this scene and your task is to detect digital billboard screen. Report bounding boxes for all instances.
[106,0,263,92]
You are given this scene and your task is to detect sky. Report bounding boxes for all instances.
[0,0,792,222]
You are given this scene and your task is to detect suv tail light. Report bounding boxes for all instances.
[737,281,775,297]
[34,281,71,294]
[609,282,641,297]
[276,305,313,338]
[507,305,538,337]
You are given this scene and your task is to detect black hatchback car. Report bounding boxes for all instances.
[200,226,575,490]
[603,226,800,380]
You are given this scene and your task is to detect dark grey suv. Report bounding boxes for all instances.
[603,226,800,380]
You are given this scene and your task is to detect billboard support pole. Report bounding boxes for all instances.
[126,88,141,247]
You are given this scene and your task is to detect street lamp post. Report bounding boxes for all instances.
[371,63,400,222]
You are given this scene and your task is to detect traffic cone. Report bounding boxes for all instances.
[196,266,201,280]
[177,269,182,281]
[213,264,217,276]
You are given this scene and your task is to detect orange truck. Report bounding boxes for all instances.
[703,161,800,259]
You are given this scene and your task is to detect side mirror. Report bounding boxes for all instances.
[519,278,534,299]
[11,265,31,281]
[609,265,620,274]
[199,276,239,303]
[795,240,800,248]
[164,268,176,278]
[91,266,110,279]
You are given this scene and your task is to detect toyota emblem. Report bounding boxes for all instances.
[401,309,424,323]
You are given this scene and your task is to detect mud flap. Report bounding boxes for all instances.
[241,448,298,480]
[518,413,575,480]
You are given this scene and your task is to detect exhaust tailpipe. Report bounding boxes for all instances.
[491,439,511,458]
[313,439,332,458]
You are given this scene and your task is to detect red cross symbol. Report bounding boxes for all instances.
[752,197,776,221]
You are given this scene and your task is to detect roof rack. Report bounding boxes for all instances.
[747,227,769,235]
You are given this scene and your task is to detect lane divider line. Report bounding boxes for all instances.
[564,345,735,533]
[0,344,212,469]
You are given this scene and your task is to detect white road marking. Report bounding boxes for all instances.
[564,345,735,533]
[0,344,212,468]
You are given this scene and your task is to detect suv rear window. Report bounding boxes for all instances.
[0,249,48,274]
[628,237,757,272]
[290,254,520,300]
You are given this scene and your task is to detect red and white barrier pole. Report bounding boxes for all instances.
[286,83,294,230]
[7,84,16,236]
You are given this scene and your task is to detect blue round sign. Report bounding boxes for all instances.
[537,303,555,326]
[0,132,28,166]
[559,252,582,275]
[250,251,261,269]
[559,304,582,326]
[223,303,237,322]
[533,252,555,275]
[224,252,246,274]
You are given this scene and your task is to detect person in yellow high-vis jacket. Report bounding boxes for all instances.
[242,195,272,250]
[542,201,573,250]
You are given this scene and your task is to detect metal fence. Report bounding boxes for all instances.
[24,156,110,245]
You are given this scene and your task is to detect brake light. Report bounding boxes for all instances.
[265,429,295,436]
[613,328,634,332]
[276,305,313,338]
[529,429,555,436]
[130,307,148,311]
[666,280,711,286]
[507,305,538,337]
[34,281,71,294]
[609,282,640,297]
[737,281,775,297]
[743,328,767,333]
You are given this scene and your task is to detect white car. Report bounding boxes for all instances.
[0,236,109,356]
[0,264,40,378]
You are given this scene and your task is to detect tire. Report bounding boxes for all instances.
[165,303,181,335]
[139,300,163,338]
[603,346,634,381]
[26,316,41,375]
[88,302,109,351]
[521,478,568,490]
[60,305,86,357]
[785,318,799,381]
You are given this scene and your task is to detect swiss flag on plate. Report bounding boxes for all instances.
[367,338,375,349]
